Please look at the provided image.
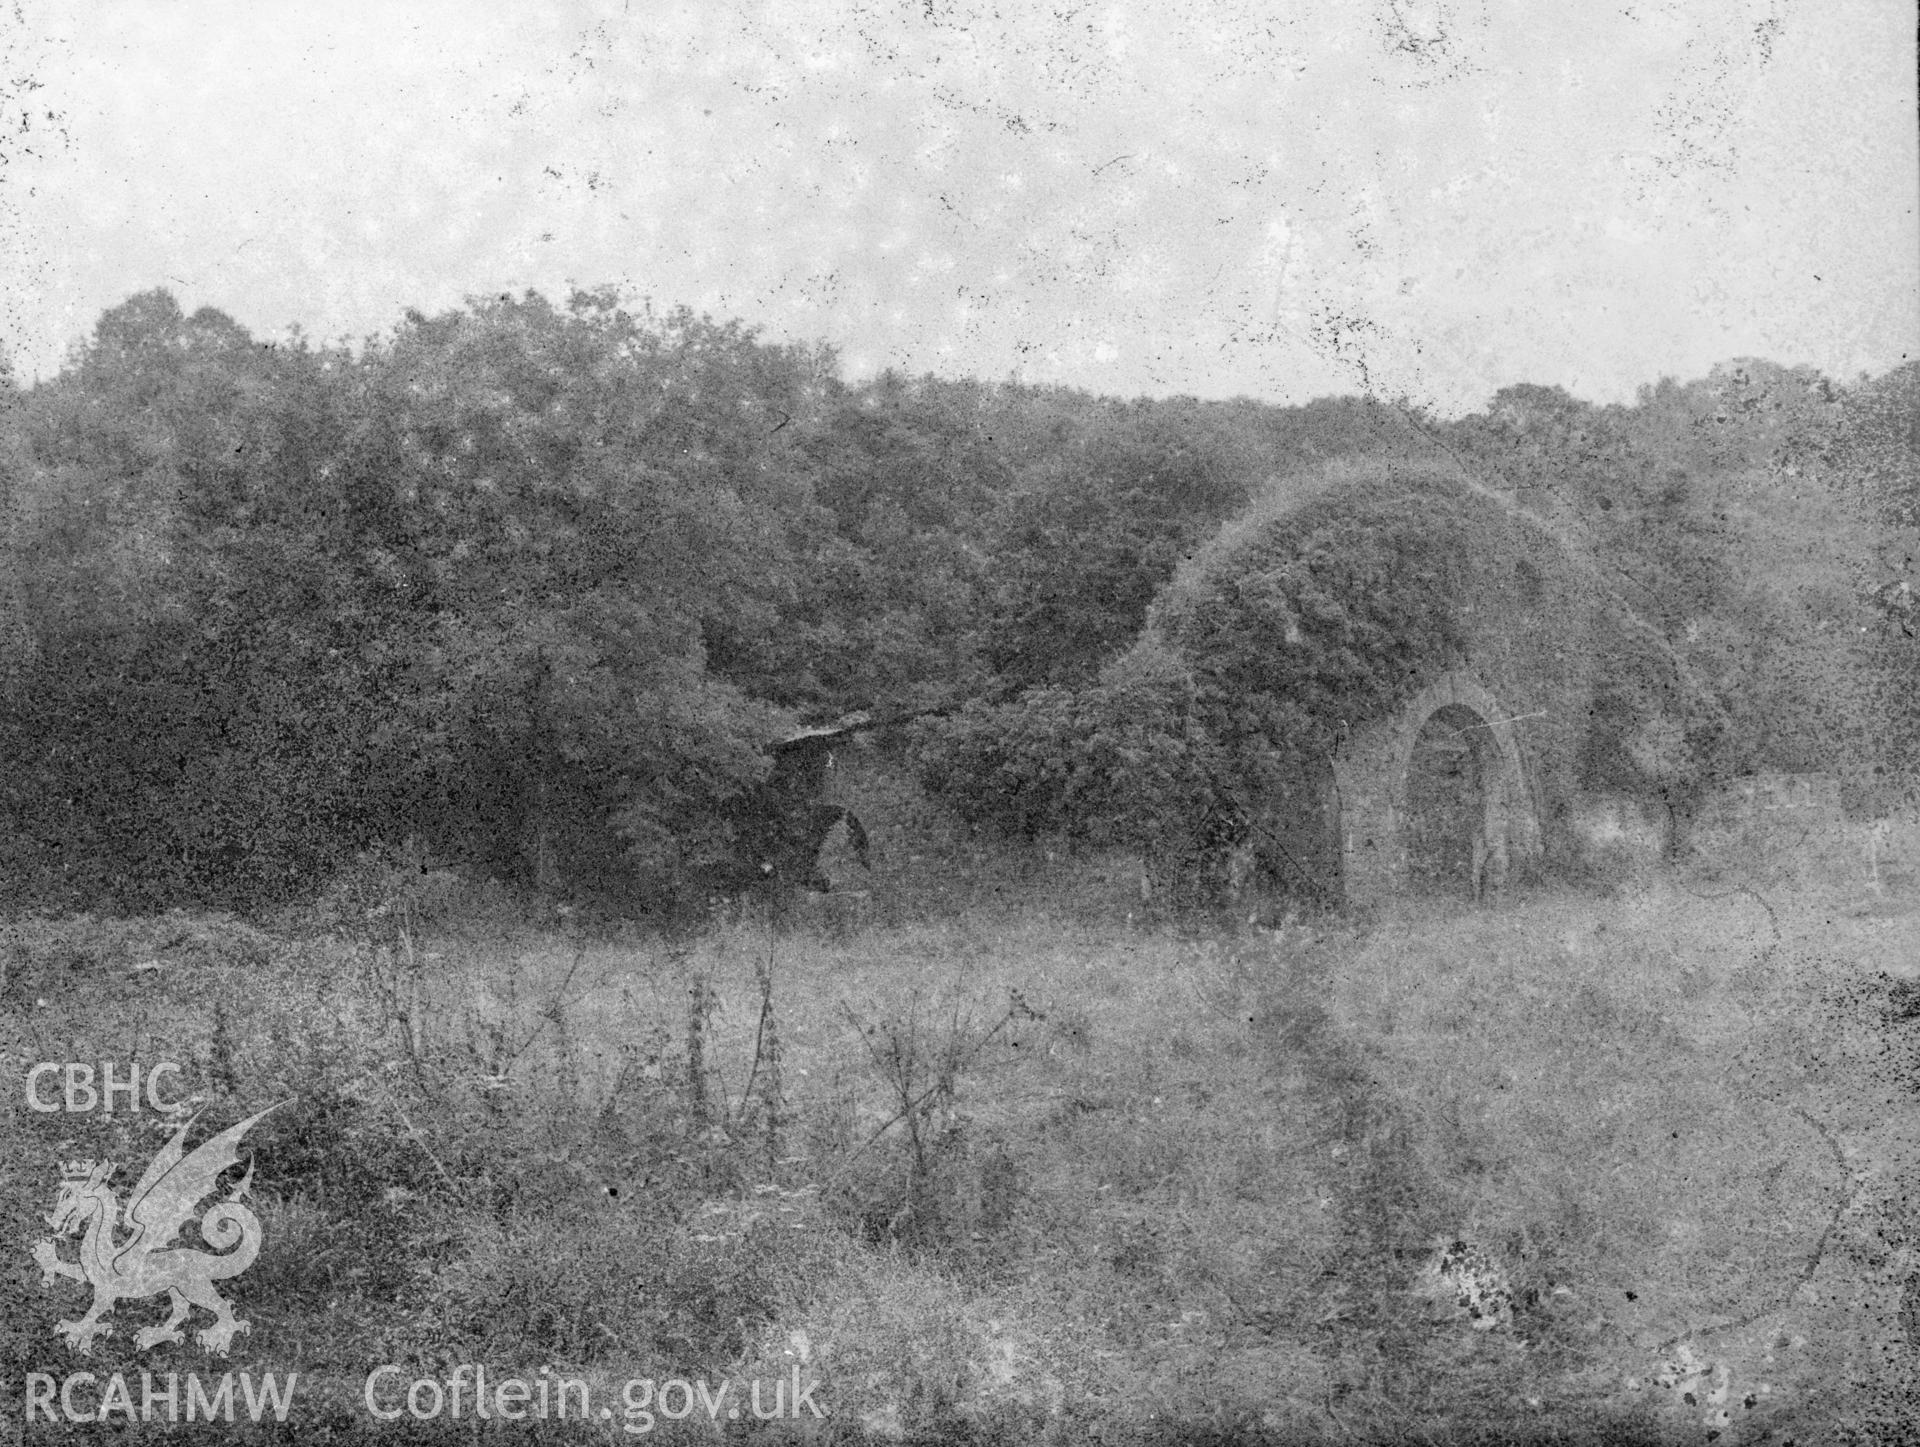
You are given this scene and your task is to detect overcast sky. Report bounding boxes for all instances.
[1,0,1914,414]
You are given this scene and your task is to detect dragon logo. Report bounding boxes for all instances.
[32,1101,289,1357]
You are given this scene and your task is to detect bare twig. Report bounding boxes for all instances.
[364,1068,457,1192]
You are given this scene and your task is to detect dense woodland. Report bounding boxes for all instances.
[0,288,1914,915]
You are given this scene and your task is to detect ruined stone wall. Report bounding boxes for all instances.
[1329,490,1600,905]
[1161,464,1629,910]
[1696,771,1845,829]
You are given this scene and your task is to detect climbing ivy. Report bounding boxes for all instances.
[1150,460,1484,768]
[915,457,1735,899]
[913,462,1491,859]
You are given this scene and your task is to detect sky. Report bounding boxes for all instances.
[0,0,1914,415]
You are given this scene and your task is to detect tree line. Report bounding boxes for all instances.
[0,288,1912,914]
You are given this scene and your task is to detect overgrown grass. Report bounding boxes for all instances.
[3,830,1915,1443]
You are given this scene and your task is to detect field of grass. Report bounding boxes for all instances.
[3,826,1917,1444]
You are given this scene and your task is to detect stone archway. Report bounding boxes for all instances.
[1333,670,1542,904]
[1404,704,1488,896]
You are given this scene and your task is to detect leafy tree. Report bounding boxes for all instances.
[786,372,1010,714]
[0,289,837,910]
[0,296,355,903]
[1450,362,1893,788]
[978,399,1258,690]
[330,291,822,900]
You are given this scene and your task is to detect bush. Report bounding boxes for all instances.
[911,635,1225,852]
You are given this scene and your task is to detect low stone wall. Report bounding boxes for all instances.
[1696,772,1845,829]
[1693,772,1915,902]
